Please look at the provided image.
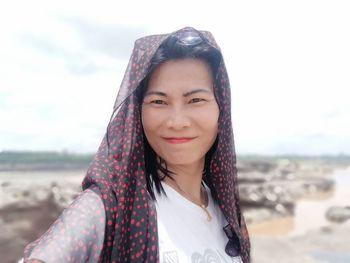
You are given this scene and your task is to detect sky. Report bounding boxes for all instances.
[0,0,349,155]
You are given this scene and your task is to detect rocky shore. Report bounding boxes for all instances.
[237,158,337,224]
[251,221,350,263]
[1,157,349,263]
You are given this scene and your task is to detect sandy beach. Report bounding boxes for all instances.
[1,161,350,263]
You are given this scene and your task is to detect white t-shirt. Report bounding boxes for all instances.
[154,181,243,263]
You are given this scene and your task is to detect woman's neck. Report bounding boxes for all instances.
[161,159,205,202]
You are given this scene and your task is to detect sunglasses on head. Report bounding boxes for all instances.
[173,28,204,46]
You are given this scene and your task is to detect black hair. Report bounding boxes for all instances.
[137,35,222,202]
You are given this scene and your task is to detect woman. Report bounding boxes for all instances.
[24,27,250,263]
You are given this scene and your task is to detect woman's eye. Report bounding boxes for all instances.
[151,99,166,105]
[189,98,206,103]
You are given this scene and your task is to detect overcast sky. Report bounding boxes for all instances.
[0,0,349,155]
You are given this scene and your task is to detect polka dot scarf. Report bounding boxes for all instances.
[82,27,250,263]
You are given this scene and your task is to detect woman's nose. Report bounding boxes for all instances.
[165,107,191,130]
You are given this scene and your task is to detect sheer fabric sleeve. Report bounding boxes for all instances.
[23,186,106,263]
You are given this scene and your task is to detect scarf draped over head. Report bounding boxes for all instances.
[82,27,250,263]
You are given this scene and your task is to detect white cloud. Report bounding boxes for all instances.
[0,0,349,154]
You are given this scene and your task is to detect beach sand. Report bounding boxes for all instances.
[1,166,349,263]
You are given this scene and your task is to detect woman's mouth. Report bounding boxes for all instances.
[162,137,196,144]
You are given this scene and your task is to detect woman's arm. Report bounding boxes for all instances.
[23,186,106,263]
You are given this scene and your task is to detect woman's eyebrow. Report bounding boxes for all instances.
[183,88,212,97]
[144,91,167,97]
[145,88,212,97]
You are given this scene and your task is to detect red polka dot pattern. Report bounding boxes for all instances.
[23,187,105,262]
[83,27,250,263]
[25,27,250,263]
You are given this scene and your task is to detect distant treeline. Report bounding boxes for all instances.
[0,151,93,163]
[237,153,350,162]
[0,150,349,171]
[0,151,94,171]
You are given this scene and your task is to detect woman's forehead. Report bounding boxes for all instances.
[146,59,213,94]
[147,59,214,90]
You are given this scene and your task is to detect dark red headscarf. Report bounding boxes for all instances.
[82,27,250,263]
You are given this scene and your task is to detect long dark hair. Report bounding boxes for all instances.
[136,35,222,202]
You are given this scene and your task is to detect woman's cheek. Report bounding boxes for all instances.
[193,105,219,124]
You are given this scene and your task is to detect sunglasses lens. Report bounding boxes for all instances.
[176,30,203,46]
[223,224,240,257]
[225,240,239,257]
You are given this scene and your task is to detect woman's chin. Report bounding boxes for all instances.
[162,156,204,169]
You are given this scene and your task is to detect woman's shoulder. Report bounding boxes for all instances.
[23,186,106,263]
[70,185,104,211]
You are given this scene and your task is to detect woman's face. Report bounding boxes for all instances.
[141,58,219,168]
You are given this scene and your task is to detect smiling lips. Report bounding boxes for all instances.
[162,137,196,144]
